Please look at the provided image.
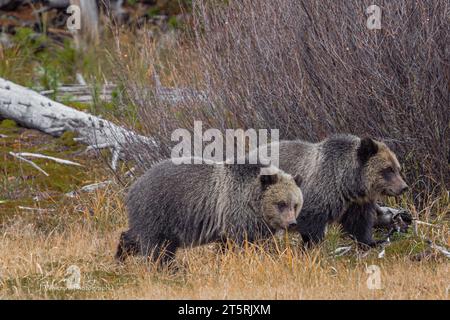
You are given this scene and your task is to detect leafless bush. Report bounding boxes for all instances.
[115,0,449,195]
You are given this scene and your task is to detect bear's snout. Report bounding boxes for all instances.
[399,184,409,194]
[386,179,408,196]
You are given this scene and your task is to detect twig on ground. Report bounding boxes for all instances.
[414,220,438,227]
[333,245,353,257]
[65,180,113,197]
[427,240,450,259]
[412,220,450,260]
[124,167,136,178]
[377,237,391,259]
[15,152,83,167]
[18,206,55,213]
[9,152,49,176]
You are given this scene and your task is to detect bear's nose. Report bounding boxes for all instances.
[401,185,409,193]
[289,221,297,227]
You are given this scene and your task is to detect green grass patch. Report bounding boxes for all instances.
[0,119,18,129]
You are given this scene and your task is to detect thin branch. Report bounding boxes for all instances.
[110,147,121,171]
[9,152,49,176]
[18,206,55,213]
[414,220,437,227]
[333,246,353,257]
[427,241,450,259]
[65,180,113,197]
[15,152,83,167]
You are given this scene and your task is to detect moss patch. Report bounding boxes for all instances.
[0,119,18,129]
[0,128,110,219]
[57,131,77,148]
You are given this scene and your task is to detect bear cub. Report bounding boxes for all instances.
[116,158,303,265]
[254,135,408,247]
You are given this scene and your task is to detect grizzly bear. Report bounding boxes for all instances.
[116,159,303,264]
[254,135,408,247]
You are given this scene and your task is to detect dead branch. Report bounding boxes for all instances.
[15,152,83,167]
[9,152,49,176]
[65,180,113,197]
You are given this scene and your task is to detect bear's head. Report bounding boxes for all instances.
[357,137,408,199]
[258,168,303,231]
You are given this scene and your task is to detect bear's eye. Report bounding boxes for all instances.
[381,167,395,179]
[277,202,288,211]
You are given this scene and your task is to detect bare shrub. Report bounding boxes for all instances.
[114,0,449,196]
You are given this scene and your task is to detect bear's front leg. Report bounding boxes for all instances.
[340,202,376,247]
[296,211,328,247]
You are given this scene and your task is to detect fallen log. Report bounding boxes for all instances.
[39,83,117,103]
[37,77,206,104]
[0,77,156,170]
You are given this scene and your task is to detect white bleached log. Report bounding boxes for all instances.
[38,82,206,104]
[0,77,156,168]
[39,83,117,103]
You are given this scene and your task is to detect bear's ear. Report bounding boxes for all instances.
[293,175,303,187]
[357,137,378,164]
[260,174,278,189]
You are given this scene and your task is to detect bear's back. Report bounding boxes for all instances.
[125,160,217,229]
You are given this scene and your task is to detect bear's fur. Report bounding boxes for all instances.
[116,159,303,264]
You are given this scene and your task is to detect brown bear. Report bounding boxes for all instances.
[254,134,408,247]
[116,158,303,264]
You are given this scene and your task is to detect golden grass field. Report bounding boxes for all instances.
[1,127,449,300]
[0,192,448,300]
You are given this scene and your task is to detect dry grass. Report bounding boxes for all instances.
[0,185,448,300]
